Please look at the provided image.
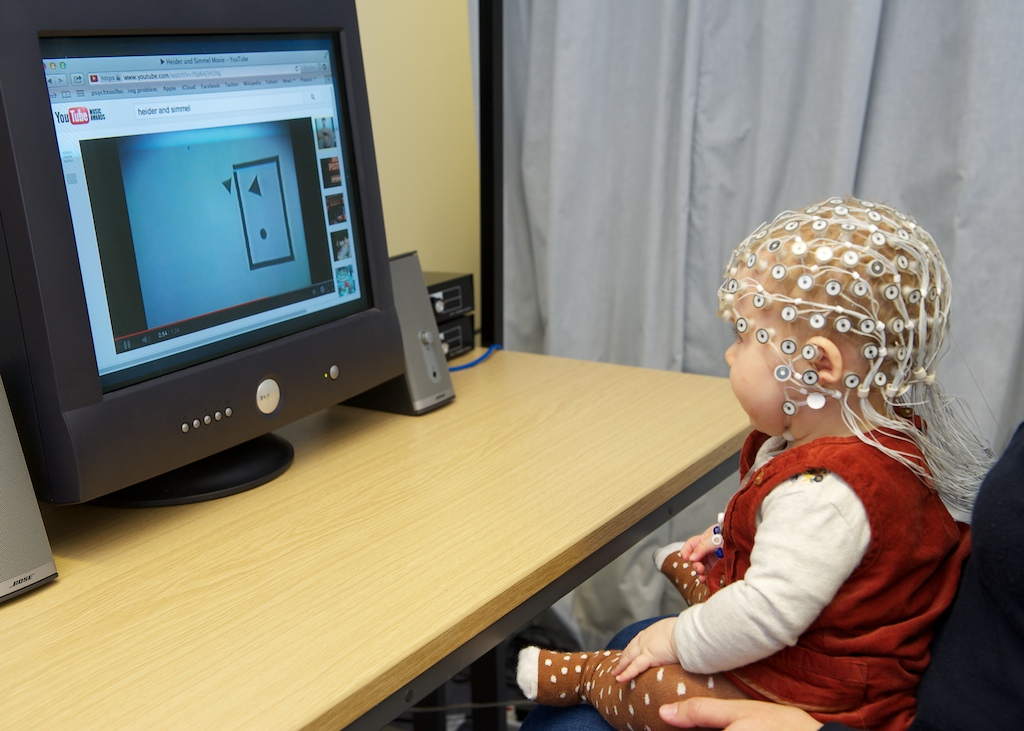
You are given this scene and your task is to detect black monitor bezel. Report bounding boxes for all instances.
[0,0,403,503]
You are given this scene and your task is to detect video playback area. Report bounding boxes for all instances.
[80,115,366,389]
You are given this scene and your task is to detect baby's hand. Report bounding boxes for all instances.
[679,521,724,582]
[613,617,680,683]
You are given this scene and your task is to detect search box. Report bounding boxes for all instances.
[134,91,306,119]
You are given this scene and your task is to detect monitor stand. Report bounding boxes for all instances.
[96,433,294,507]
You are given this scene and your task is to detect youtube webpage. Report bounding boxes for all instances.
[41,41,367,388]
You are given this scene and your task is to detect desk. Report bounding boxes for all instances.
[0,351,747,730]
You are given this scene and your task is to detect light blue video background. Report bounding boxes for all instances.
[118,121,312,329]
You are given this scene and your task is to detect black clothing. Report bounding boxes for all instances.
[823,421,1024,730]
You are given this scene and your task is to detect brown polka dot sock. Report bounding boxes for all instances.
[517,646,747,731]
[658,550,711,606]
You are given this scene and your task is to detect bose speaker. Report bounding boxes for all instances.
[0,375,57,603]
[347,252,455,415]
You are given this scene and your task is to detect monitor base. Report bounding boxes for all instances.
[96,433,294,507]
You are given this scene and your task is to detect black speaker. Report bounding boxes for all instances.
[346,252,456,415]
[1,375,57,603]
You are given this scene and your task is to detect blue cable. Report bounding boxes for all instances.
[449,343,503,371]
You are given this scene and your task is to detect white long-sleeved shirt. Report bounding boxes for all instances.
[672,435,872,674]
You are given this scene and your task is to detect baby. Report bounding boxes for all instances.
[517,197,991,731]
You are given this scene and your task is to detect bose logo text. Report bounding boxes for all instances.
[54,107,90,125]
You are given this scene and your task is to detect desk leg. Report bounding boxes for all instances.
[412,686,446,731]
[471,642,508,731]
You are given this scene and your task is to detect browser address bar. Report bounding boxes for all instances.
[92,64,321,85]
[134,91,308,119]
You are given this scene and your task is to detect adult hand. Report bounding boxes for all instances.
[612,617,679,683]
[659,697,824,730]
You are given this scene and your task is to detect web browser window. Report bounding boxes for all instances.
[41,34,368,391]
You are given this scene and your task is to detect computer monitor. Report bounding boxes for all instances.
[0,0,404,505]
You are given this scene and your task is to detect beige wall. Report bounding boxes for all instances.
[356,0,480,335]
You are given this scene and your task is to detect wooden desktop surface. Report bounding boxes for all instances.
[0,350,747,730]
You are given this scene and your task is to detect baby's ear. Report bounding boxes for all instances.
[805,336,845,387]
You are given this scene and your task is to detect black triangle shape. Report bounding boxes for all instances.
[222,178,232,193]
[249,176,262,196]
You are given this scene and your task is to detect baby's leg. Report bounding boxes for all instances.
[655,545,711,606]
[517,647,746,731]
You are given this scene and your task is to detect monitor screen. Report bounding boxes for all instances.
[0,1,404,505]
[42,34,370,392]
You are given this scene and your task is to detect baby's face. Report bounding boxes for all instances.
[723,297,792,436]
[723,280,881,439]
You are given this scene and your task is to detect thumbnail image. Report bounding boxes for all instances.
[336,265,357,296]
[315,116,337,150]
[320,155,341,188]
[326,192,347,224]
[331,229,352,261]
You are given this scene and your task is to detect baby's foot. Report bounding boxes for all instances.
[519,646,746,730]
[653,542,686,574]
[516,647,622,706]
[655,545,710,606]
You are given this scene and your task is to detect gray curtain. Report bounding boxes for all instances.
[500,0,1024,646]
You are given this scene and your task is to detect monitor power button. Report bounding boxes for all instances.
[256,378,281,415]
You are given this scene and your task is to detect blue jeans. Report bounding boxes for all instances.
[519,616,671,731]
